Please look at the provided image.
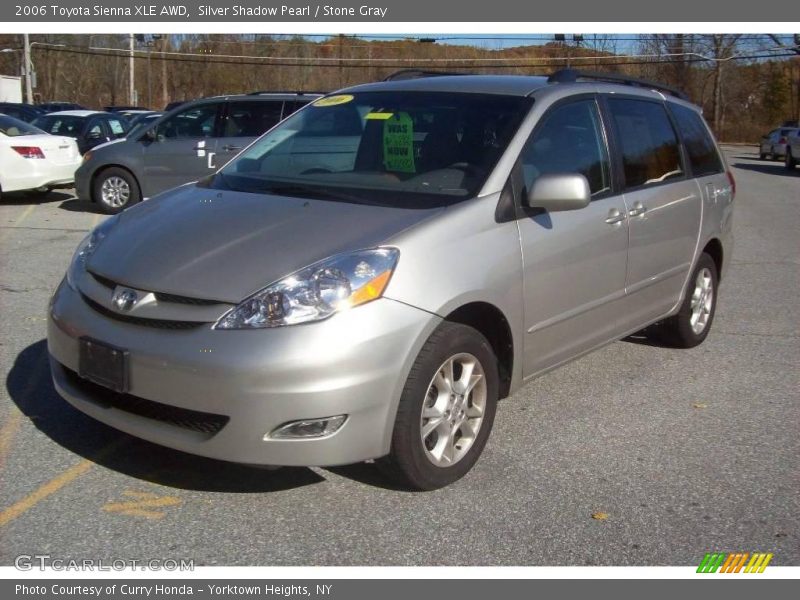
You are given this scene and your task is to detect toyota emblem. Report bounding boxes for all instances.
[112,287,138,311]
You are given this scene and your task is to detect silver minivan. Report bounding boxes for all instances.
[48,70,735,490]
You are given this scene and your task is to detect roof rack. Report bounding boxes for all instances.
[246,90,325,96]
[383,69,469,82]
[547,69,689,101]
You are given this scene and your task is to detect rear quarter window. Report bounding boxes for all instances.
[607,98,684,189]
[107,118,127,138]
[669,103,723,177]
[224,101,284,137]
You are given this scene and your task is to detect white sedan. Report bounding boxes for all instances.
[0,114,82,199]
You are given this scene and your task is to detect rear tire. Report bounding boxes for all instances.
[759,152,767,160]
[378,322,499,490]
[93,167,141,214]
[651,253,718,348]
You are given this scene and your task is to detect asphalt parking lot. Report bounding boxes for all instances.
[0,147,797,566]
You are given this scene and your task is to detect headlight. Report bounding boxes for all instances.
[65,215,118,290]
[214,248,399,329]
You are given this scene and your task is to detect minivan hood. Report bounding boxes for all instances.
[87,184,442,303]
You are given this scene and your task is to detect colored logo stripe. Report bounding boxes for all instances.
[745,553,773,573]
[697,553,726,573]
[697,552,773,573]
[720,553,748,573]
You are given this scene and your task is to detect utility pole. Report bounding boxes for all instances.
[147,45,152,107]
[160,36,168,109]
[129,33,135,105]
[23,33,33,104]
[338,34,344,87]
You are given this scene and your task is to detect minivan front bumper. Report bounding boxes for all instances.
[73,161,92,202]
[47,279,439,466]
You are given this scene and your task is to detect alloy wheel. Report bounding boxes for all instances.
[419,353,487,467]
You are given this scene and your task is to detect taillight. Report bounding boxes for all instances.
[11,146,45,159]
[726,170,736,198]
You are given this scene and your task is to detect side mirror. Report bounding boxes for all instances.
[140,128,156,143]
[87,131,102,140]
[526,173,591,212]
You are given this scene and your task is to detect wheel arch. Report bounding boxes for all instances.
[90,164,141,204]
[443,301,514,399]
[702,238,724,282]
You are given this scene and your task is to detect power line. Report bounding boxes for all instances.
[81,42,800,64]
[34,44,799,70]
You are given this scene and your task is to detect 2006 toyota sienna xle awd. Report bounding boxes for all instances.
[48,70,735,490]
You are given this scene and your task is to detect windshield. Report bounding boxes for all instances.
[0,115,45,137]
[32,115,86,136]
[215,91,532,207]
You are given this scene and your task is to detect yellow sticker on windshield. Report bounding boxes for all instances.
[366,112,394,120]
[312,94,354,107]
[383,112,415,173]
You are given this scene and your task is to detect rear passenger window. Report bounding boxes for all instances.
[224,101,284,138]
[670,104,723,177]
[520,99,611,196]
[86,121,104,137]
[607,98,683,189]
[158,103,220,140]
[107,118,127,139]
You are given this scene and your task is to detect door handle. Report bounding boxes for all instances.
[605,208,626,225]
[222,144,242,152]
[207,152,216,169]
[628,202,647,217]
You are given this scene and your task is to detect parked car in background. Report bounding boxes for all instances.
[0,114,81,200]
[49,71,734,490]
[37,102,87,113]
[164,101,185,112]
[104,105,151,113]
[33,110,129,154]
[759,127,799,160]
[0,102,45,123]
[784,130,799,170]
[75,91,322,213]
[115,109,158,124]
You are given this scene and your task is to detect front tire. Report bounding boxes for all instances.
[379,322,499,490]
[651,253,718,348]
[93,167,141,214]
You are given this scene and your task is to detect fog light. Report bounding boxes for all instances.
[267,415,347,440]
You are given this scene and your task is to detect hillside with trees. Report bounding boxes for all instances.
[0,33,796,142]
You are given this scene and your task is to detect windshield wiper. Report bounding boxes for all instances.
[260,183,368,205]
[217,174,373,205]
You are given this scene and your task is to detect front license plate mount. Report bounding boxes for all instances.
[78,337,129,394]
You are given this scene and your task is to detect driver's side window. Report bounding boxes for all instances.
[520,99,611,197]
[156,103,220,141]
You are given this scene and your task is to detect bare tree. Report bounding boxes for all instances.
[768,34,800,121]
